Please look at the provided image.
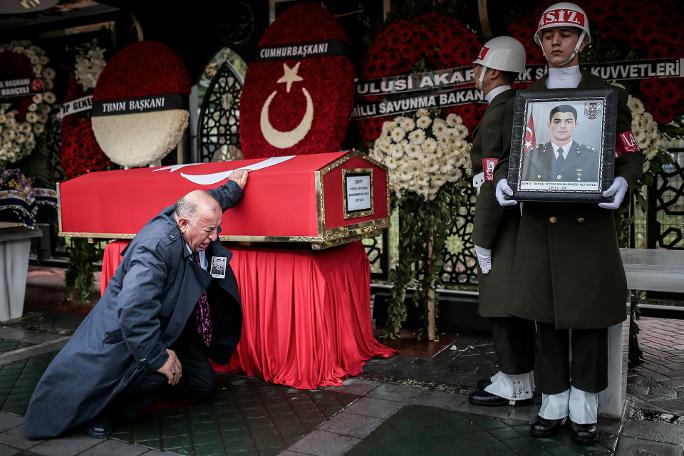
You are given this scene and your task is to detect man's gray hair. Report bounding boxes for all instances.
[174,195,197,221]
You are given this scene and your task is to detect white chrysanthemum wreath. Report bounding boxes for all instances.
[0,41,56,165]
[369,108,472,201]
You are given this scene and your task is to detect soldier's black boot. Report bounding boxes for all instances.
[569,420,598,445]
[530,415,566,438]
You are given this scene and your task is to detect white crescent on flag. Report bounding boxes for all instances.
[153,156,295,185]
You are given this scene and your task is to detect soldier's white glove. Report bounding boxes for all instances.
[599,176,628,209]
[475,245,492,274]
[495,179,517,207]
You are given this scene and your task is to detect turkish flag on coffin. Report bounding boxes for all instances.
[58,151,390,241]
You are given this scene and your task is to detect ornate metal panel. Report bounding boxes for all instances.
[439,185,478,286]
[648,149,684,249]
[196,57,244,163]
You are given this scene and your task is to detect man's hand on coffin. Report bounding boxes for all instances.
[228,170,249,189]
[157,349,182,385]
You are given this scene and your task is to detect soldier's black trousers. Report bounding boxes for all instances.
[536,323,608,394]
[113,329,219,419]
[489,317,536,375]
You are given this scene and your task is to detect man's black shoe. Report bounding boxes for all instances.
[468,389,533,407]
[84,415,112,439]
[530,415,566,438]
[569,420,598,445]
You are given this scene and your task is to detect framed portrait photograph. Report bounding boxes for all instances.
[507,88,618,203]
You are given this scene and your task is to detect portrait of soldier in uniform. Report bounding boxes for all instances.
[521,104,599,185]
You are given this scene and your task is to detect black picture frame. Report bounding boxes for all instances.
[508,88,618,203]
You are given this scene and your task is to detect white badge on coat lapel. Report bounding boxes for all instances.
[210,256,227,279]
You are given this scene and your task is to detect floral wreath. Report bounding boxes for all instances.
[357,12,485,146]
[0,40,56,166]
[507,0,684,125]
[92,40,190,167]
[370,109,471,201]
[239,3,354,158]
[60,42,111,179]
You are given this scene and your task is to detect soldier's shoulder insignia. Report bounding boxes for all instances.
[576,143,595,154]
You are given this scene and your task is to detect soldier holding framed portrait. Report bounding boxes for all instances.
[493,1,643,445]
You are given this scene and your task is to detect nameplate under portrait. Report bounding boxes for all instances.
[507,88,618,203]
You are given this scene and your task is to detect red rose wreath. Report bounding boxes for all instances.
[60,76,112,179]
[357,12,485,145]
[507,0,684,124]
[92,41,190,167]
[239,3,354,158]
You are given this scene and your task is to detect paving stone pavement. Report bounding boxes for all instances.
[2,268,681,455]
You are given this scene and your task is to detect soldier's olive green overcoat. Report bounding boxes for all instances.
[470,89,520,317]
[496,72,644,329]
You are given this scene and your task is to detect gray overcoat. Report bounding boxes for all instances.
[24,181,244,439]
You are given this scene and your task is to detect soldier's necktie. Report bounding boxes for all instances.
[192,252,212,347]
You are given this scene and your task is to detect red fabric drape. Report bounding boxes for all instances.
[100,241,396,389]
[100,240,128,296]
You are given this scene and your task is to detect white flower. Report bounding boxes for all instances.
[33,123,44,134]
[28,103,37,112]
[432,118,447,137]
[398,117,415,131]
[43,92,56,104]
[421,138,437,154]
[416,115,431,129]
[381,121,396,137]
[390,144,404,159]
[42,68,55,80]
[408,129,426,144]
[26,112,38,123]
[406,143,421,158]
[32,94,43,104]
[446,113,462,127]
[391,127,406,142]
[416,108,430,117]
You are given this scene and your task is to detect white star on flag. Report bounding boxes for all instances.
[277,62,303,93]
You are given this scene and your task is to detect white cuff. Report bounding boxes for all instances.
[539,389,570,420]
[569,386,598,424]
[484,371,535,402]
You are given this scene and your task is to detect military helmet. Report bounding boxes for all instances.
[473,36,526,74]
[534,2,591,48]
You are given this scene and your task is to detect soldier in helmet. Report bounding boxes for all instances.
[522,104,599,183]
[468,36,536,408]
[493,1,643,445]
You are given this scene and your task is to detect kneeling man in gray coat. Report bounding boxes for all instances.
[24,170,249,439]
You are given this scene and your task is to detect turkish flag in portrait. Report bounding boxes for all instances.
[523,110,536,152]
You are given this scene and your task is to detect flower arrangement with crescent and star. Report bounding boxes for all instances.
[239,3,355,158]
